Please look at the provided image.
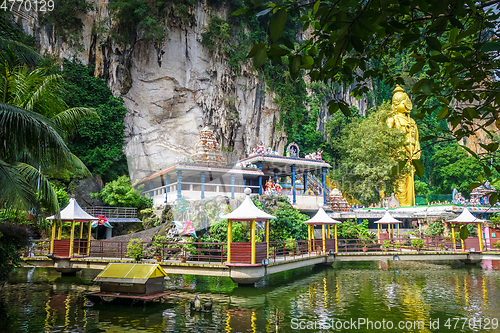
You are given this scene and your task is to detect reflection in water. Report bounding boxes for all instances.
[1,261,500,332]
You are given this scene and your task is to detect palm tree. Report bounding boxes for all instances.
[0,15,97,214]
[0,102,88,213]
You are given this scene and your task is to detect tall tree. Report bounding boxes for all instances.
[332,102,407,204]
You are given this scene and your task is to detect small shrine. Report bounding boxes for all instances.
[264,177,283,195]
[286,142,300,157]
[327,188,351,212]
[470,181,496,206]
[191,125,223,165]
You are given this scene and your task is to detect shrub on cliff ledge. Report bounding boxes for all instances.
[91,176,152,211]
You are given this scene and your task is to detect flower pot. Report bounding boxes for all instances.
[156,256,162,262]
[180,257,187,263]
[289,251,294,256]
[362,247,368,252]
[296,251,301,255]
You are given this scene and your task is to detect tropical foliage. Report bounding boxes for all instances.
[0,223,30,283]
[91,175,152,210]
[332,103,407,204]
[53,60,129,182]
[240,0,500,201]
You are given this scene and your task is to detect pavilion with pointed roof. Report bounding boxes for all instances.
[221,188,276,265]
[46,198,98,257]
[303,206,342,253]
[374,208,403,240]
[447,206,486,251]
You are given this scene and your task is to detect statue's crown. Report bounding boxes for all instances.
[393,85,404,94]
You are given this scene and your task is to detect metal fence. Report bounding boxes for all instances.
[82,206,138,218]
[23,235,500,262]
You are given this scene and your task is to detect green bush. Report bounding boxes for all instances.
[0,223,31,283]
[381,240,392,249]
[201,16,230,51]
[91,176,152,210]
[126,238,143,261]
[424,222,444,236]
[411,238,425,250]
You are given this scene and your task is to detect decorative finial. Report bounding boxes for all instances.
[244,188,251,195]
[394,85,404,94]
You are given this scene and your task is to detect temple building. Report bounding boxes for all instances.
[135,127,332,210]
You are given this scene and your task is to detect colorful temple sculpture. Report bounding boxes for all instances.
[387,85,420,207]
[192,125,223,165]
[326,188,351,212]
[137,126,332,209]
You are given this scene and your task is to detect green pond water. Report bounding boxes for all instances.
[1,260,500,332]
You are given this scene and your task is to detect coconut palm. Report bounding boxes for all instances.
[0,11,40,67]
[0,102,88,213]
[0,58,98,133]
[0,23,96,213]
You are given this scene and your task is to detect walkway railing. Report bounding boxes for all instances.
[24,235,500,263]
[82,206,138,218]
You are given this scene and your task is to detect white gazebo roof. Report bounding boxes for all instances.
[374,208,402,224]
[46,198,98,221]
[221,188,276,221]
[447,206,485,224]
[303,207,341,225]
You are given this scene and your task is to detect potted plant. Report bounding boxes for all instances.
[126,238,143,261]
[177,243,192,263]
[493,241,500,249]
[381,240,392,252]
[285,238,296,256]
[411,238,425,252]
[149,235,167,261]
[359,234,373,252]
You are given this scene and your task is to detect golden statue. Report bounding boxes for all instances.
[387,85,421,206]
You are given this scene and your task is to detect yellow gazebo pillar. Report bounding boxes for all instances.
[477,222,484,251]
[307,224,311,252]
[377,224,380,241]
[251,219,256,264]
[451,223,457,250]
[69,220,75,257]
[460,225,465,250]
[78,221,84,254]
[334,224,338,253]
[397,224,400,239]
[312,226,316,251]
[50,221,56,253]
[227,220,232,263]
[327,225,330,239]
[265,219,269,259]
[322,223,326,254]
[87,221,92,255]
[58,221,62,240]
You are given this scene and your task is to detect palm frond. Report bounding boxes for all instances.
[0,159,38,211]
[0,102,72,166]
[52,107,99,132]
[0,39,40,67]
[16,162,59,214]
[22,72,64,112]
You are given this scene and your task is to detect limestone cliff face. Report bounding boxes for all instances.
[19,0,287,183]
